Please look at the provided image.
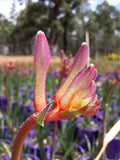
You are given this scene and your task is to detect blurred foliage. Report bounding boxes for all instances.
[104,52,120,60]
[0,14,15,35]
[0,62,120,159]
[0,14,15,45]
[0,0,120,57]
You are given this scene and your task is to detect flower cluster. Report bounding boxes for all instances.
[34,31,101,122]
[11,30,102,160]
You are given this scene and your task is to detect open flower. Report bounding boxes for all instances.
[34,31,101,123]
[11,30,102,160]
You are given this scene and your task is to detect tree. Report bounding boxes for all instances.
[95,1,117,54]
[11,0,89,54]
[85,10,99,57]
[0,14,15,45]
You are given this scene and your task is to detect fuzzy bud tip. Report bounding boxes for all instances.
[37,30,45,35]
[81,42,87,46]
[90,63,94,67]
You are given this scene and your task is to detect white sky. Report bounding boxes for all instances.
[0,0,37,20]
[89,0,120,11]
[0,0,25,19]
[0,0,120,21]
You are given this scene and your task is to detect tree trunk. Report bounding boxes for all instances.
[48,2,59,44]
[63,19,68,52]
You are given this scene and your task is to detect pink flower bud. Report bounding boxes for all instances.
[34,31,50,112]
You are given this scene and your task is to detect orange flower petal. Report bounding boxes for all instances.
[70,81,96,109]
[59,64,96,111]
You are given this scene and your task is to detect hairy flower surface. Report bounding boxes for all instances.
[34,31,50,112]
[34,31,101,122]
[11,30,102,160]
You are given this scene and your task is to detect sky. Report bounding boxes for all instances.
[89,0,120,11]
[0,0,120,21]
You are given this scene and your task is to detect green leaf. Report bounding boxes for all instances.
[34,102,53,126]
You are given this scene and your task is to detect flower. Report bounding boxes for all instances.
[6,62,15,73]
[11,30,102,160]
[60,49,72,73]
[34,31,101,123]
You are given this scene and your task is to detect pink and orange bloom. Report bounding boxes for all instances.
[34,30,101,121]
[11,30,101,160]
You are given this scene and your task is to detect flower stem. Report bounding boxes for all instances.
[4,75,11,114]
[103,78,120,138]
[102,78,120,159]
[52,71,66,158]
[11,114,38,160]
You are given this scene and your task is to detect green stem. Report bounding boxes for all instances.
[11,114,38,160]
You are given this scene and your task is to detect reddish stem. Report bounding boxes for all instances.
[102,77,120,159]
[103,78,120,135]
[11,114,38,160]
[4,75,11,114]
[106,78,120,104]
[52,70,66,157]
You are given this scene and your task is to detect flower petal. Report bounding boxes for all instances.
[54,42,88,103]
[59,64,96,111]
[81,99,102,116]
[34,31,50,112]
[70,81,96,110]
[57,99,101,119]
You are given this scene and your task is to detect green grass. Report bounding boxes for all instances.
[92,59,120,75]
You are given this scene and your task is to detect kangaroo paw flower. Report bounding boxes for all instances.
[34,31,50,112]
[11,30,102,160]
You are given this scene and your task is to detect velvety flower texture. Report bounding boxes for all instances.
[11,31,102,160]
[34,31,101,122]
